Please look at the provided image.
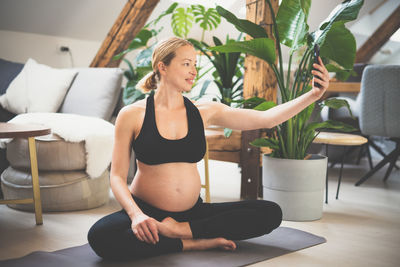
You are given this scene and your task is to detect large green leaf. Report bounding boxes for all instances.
[250,137,280,150]
[253,101,276,111]
[171,7,194,38]
[192,5,221,31]
[209,38,276,65]
[215,5,268,39]
[326,63,357,81]
[276,0,311,50]
[322,98,355,118]
[313,0,363,46]
[305,120,357,133]
[320,0,364,30]
[320,22,356,69]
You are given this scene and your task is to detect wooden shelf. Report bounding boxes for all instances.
[327,82,360,93]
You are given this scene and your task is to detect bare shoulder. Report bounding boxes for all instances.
[115,98,147,133]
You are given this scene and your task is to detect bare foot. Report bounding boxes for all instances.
[157,217,193,239]
[182,237,237,251]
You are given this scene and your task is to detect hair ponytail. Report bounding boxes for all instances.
[136,71,158,92]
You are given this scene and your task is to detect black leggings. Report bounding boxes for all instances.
[88,195,282,260]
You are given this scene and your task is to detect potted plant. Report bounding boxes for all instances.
[210,0,363,221]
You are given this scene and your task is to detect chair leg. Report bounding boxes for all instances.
[369,138,399,170]
[383,156,397,182]
[355,141,400,186]
[366,142,374,170]
[336,146,347,200]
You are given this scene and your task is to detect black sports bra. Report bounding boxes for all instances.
[132,94,206,165]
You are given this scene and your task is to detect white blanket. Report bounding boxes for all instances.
[0,113,114,178]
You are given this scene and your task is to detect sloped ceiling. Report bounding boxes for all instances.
[0,0,386,42]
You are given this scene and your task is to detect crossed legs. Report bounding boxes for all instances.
[88,197,282,260]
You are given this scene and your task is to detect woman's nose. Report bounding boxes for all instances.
[191,66,197,76]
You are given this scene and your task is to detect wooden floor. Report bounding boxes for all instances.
[0,158,399,266]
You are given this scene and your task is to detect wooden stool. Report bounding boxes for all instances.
[313,132,368,203]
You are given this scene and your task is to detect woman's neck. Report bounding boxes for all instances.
[154,84,184,110]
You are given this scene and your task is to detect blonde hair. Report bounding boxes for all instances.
[136,37,193,92]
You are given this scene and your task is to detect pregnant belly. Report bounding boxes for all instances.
[130,162,202,212]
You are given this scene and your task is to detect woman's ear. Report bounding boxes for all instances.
[157,61,167,75]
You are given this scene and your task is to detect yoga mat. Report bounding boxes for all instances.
[0,227,326,267]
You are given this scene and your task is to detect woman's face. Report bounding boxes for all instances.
[160,45,197,92]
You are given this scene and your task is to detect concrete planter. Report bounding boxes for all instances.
[262,154,327,221]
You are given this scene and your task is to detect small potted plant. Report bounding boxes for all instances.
[210,0,363,221]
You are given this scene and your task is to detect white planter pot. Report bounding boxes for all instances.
[262,154,327,221]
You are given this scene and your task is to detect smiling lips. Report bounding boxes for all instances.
[186,78,194,85]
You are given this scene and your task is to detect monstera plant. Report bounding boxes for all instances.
[210,0,363,160]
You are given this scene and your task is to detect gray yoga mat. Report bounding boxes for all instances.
[0,227,326,267]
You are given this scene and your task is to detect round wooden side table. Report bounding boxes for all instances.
[0,123,51,225]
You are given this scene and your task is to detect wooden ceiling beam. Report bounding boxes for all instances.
[355,4,400,63]
[90,0,159,67]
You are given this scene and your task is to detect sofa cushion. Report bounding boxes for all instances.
[1,167,109,211]
[0,58,77,114]
[0,58,24,96]
[6,133,86,171]
[59,68,123,121]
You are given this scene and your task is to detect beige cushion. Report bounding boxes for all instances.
[6,133,86,171]
[1,166,109,211]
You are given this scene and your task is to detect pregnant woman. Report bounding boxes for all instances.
[88,37,329,260]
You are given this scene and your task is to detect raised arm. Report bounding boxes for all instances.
[206,58,329,130]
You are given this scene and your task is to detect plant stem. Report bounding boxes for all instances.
[294,49,312,98]
[271,64,287,103]
[276,127,288,158]
[287,52,293,98]
[286,118,294,157]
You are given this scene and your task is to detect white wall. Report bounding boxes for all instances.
[0,30,102,67]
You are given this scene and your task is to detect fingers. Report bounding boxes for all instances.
[147,219,160,243]
[141,224,156,244]
[133,219,159,244]
[313,76,328,89]
[313,57,329,80]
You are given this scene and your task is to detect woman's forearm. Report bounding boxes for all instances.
[110,175,143,220]
[263,90,318,128]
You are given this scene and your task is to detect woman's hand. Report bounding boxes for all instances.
[311,57,330,99]
[131,212,159,244]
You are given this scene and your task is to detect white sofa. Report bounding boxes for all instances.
[0,58,135,211]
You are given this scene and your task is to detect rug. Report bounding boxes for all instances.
[0,227,326,267]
